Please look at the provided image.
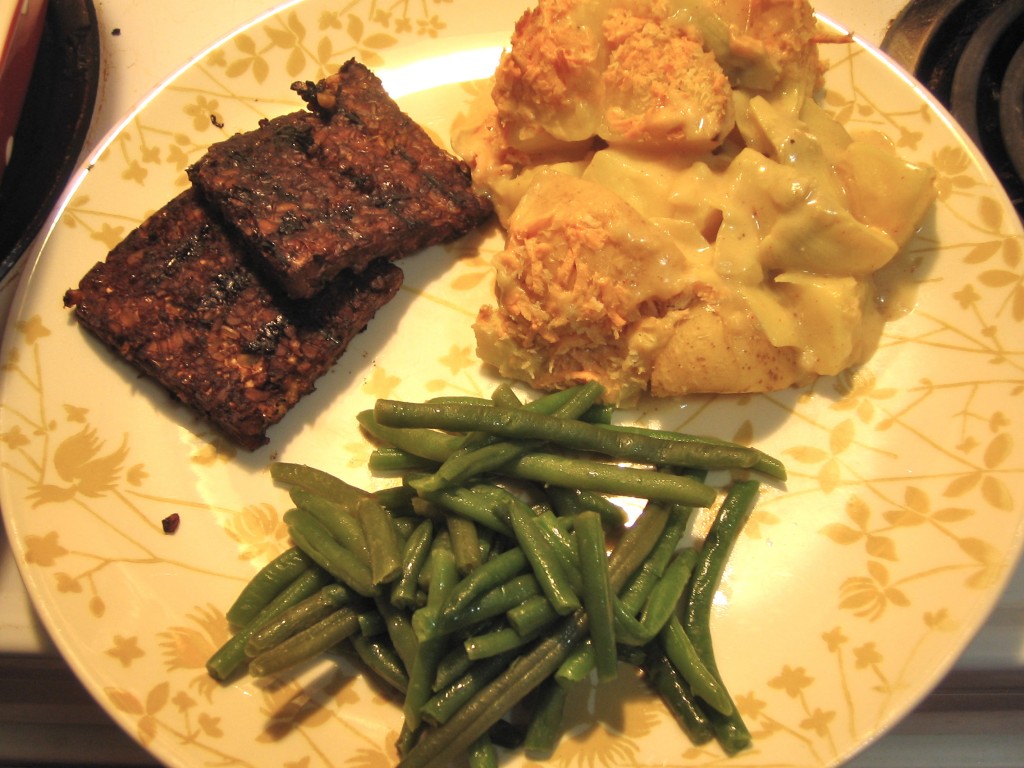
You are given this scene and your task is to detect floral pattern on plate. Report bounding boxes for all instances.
[2,2,1023,767]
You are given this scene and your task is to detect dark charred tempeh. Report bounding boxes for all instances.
[189,59,492,300]
[294,58,491,229]
[189,110,407,297]
[63,189,403,450]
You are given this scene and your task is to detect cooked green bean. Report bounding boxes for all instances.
[598,423,786,481]
[405,547,458,729]
[416,383,603,493]
[224,546,315,627]
[511,383,594,416]
[398,611,589,768]
[428,396,497,407]
[606,502,671,589]
[490,382,523,408]
[284,507,376,597]
[580,403,615,424]
[523,677,569,758]
[575,511,616,682]
[375,597,418,674]
[249,607,360,677]
[396,722,423,758]
[545,486,584,517]
[356,609,386,637]
[640,549,698,634]
[576,490,628,528]
[698,681,752,752]
[554,639,594,687]
[545,380,605,419]
[418,489,686,765]
[682,479,760,754]
[684,482,759,642]
[421,653,512,725]
[447,515,482,575]
[611,596,655,646]
[475,528,503,557]
[208,566,333,681]
[350,634,409,693]
[506,595,559,637]
[369,447,439,472]
[466,626,544,663]
[421,451,712,512]
[467,733,498,768]
[415,483,513,536]
[373,484,419,512]
[440,548,529,625]
[358,409,462,462]
[425,544,458,614]
[494,383,610,428]
[660,616,732,716]
[645,645,715,746]
[604,506,727,712]
[618,505,692,614]
[609,549,697,650]
[411,440,540,494]
[368,408,715,508]
[612,551,704,657]
[356,496,404,586]
[533,511,582,590]
[271,462,368,504]
[508,502,580,616]
[441,574,542,635]
[392,516,420,540]
[433,644,473,692]
[213,385,774,767]
[374,400,765,474]
[291,488,370,564]
[392,520,434,610]
[506,453,716,507]
[409,495,444,525]
[245,583,354,656]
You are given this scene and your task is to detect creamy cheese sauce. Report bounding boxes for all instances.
[454,0,937,404]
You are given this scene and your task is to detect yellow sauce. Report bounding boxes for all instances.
[454,0,937,404]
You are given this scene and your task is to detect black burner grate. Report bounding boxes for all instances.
[882,0,1024,220]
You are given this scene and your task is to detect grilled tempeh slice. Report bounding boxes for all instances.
[64,189,403,450]
[188,59,492,300]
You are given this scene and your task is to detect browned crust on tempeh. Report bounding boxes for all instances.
[189,58,492,299]
[63,189,403,450]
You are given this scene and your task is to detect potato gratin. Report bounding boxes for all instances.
[454,0,937,405]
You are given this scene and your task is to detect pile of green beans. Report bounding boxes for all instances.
[206,382,780,767]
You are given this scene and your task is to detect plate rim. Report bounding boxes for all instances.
[2,4,1024,768]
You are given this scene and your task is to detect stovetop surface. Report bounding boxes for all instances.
[882,0,1024,221]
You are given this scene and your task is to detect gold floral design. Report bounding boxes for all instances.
[107,635,145,667]
[159,604,232,684]
[91,1,459,194]
[1,5,1023,768]
[106,681,244,763]
[223,503,290,562]
[1,314,286,607]
[548,670,660,767]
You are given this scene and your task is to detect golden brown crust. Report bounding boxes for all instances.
[650,302,810,397]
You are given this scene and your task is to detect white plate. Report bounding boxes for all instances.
[2,1,1024,766]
